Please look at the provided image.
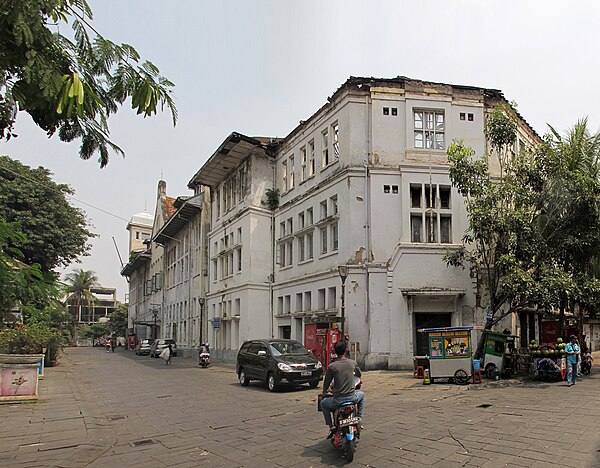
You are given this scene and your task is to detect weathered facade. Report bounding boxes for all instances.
[153,192,210,356]
[121,181,175,342]
[124,76,540,369]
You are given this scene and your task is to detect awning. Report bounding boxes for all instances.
[187,132,275,189]
[120,251,151,277]
[153,196,203,245]
[401,288,466,297]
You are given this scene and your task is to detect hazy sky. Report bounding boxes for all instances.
[3,1,599,301]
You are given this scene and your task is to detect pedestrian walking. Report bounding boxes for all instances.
[160,344,173,365]
[565,335,580,386]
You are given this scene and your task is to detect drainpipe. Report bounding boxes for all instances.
[364,93,372,362]
[270,160,276,339]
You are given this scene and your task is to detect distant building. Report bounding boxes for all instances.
[66,287,117,323]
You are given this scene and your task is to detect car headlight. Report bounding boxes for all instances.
[315,361,322,369]
[277,362,293,372]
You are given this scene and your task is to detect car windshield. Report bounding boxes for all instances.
[269,341,309,356]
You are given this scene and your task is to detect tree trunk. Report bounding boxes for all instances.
[473,318,493,360]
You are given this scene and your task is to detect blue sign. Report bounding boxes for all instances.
[213,318,221,330]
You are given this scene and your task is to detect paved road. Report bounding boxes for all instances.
[1,347,599,467]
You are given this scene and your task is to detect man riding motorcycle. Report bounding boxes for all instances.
[198,342,211,367]
[320,339,365,438]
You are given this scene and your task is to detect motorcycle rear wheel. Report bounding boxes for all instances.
[346,440,355,462]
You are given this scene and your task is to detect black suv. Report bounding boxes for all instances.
[236,339,323,392]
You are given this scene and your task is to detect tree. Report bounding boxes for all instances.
[64,268,98,323]
[0,0,177,167]
[0,219,56,316]
[447,109,600,357]
[0,155,94,272]
[107,303,127,338]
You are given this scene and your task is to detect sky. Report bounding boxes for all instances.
[3,1,600,301]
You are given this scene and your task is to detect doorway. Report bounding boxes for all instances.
[414,313,451,356]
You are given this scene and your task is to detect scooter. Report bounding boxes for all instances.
[581,353,593,375]
[199,352,211,368]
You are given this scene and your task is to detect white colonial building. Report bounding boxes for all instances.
[124,76,539,368]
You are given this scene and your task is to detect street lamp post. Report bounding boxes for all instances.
[199,297,205,345]
[338,265,348,336]
[151,309,159,339]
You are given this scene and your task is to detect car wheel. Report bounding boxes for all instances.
[239,368,250,386]
[267,373,278,392]
[309,380,319,389]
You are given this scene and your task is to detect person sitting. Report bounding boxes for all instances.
[320,340,365,438]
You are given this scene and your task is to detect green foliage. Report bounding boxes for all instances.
[447,110,600,355]
[0,219,57,312]
[64,268,98,323]
[0,156,94,271]
[265,188,280,211]
[81,322,108,340]
[107,303,128,338]
[0,0,177,167]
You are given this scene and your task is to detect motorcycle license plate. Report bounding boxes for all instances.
[301,371,311,377]
[338,416,360,427]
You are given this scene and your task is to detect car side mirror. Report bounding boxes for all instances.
[258,350,267,357]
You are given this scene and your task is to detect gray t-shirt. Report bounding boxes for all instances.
[323,357,361,396]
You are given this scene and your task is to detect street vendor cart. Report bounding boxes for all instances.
[418,326,476,385]
[481,331,519,379]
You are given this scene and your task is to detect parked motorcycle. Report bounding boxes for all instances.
[581,353,593,375]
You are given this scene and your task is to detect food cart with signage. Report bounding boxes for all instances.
[418,326,476,385]
[481,331,519,379]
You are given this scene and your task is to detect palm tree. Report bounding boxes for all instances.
[64,269,98,324]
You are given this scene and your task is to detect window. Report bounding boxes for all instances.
[287,217,293,235]
[237,247,242,272]
[410,184,452,244]
[322,129,329,167]
[328,287,337,309]
[299,235,305,262]
[321,227,328,254]
[414,110,445,150]
[282,159,288,192]
[135,231,140,240]
[318,288,326,310]
[332,223,338,251]
[284,295,291,314]
[307,232,314,259]
[215,189,221,218]
[296,293,303,312]
[298,212,305,229]
[300,146,307,182]
[468,113,474,122]
[320,200,328,220]
[307,208,313,225]
[330,195,338,215]
[391,108,397,116]
[280,221,286,238]
[277,296,283,315]
[308,140,315,176]
[383,107,389,115]
[332,123,339,160]
[304,291,312,311]
[460,112,466,121]
[289,156,295,189]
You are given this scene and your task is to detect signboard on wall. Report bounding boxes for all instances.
[213,318,221,330]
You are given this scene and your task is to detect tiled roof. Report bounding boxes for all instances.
[165,197,177,218]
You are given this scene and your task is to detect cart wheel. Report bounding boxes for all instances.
[454,369,469,385]
[485,363,499,380]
